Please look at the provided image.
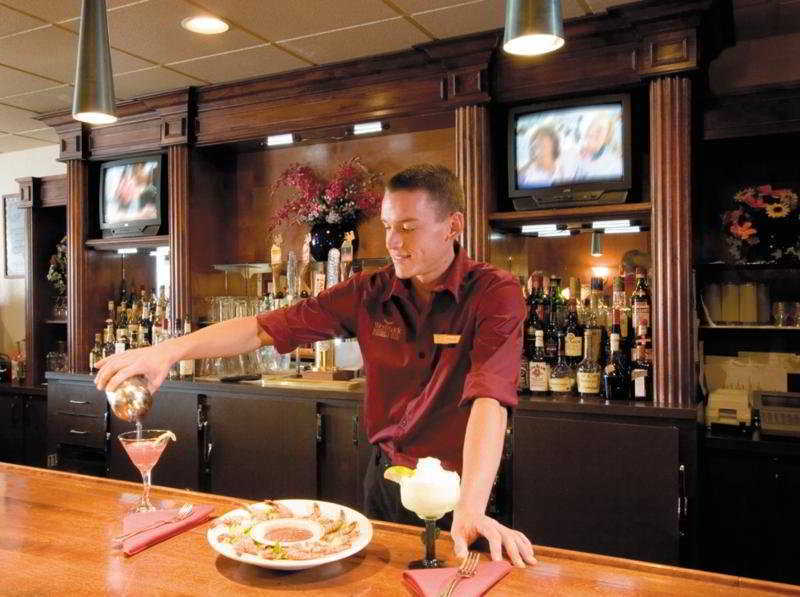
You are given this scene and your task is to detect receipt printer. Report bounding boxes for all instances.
[705,388,752,427]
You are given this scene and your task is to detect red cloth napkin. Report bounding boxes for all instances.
[403,561,512,597]
[122,504,214,556]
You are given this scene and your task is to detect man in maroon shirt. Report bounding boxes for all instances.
[96,164,535,567]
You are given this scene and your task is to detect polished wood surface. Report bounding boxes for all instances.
[169,144,191,324]
[455,105,491,262]
[66,160,90,374]
[1,463,796,596]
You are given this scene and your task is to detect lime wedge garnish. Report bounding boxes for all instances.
[156,431,177,443]
[383,465,415,484]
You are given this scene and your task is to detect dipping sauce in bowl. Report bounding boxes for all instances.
[251,518,324,545]
[265,527,313,542]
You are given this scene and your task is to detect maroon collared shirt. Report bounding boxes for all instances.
[257,245,524,472]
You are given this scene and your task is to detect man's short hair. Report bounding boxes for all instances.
[386,164,464,218]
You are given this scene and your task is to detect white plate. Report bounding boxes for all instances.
[207,499,373,571]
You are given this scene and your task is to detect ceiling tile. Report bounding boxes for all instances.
[169,45,309,83]
[411,1,505,39]
[280,18,429,65]
[0,6,47,36]
[90,0,263,64]
[192,0,398,42]
[0,86,74,113]
[0,104,45,132]
[113,66,204,99]
[17,128,60,143]
[0,0,132,24]
[392,0,468,12]
[0,64,59,95]
[0,133,53,153]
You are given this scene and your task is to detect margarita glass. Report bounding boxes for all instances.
[118,429,176,512]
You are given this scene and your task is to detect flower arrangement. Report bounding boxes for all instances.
[267,157,383,235]
[46,235,68,296]
[722,184,800,263]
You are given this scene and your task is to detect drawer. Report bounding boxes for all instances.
[48,382,106,418]
[50,412,107,450]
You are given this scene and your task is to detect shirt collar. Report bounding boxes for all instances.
[384,242,468,304]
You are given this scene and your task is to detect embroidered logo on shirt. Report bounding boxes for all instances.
[372,320,403,341]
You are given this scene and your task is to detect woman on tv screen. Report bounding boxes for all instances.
[104,160,159,224]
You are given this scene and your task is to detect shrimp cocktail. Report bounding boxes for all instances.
[118,429,176,512]
[385,457,460,568]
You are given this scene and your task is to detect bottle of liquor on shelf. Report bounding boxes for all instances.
[631,267,651,336]
[529,328,550,397]
[135,324,150,349]
[544,298,561,361]
[158,285,169,324]
[520,288,533,395]
[168,319,181,380]
[89,333,103,374]
[140,302,152,346]
[584,277,605,369]
[118,277,128,306]
[149,288,158,316]
[604,308,629,401]
[114,328,129,354]
[549,331,575,398]
[179,319,195,381]
[612,273,631,348]
[630,336,653,401]
[116,299,128,330]
[549,276,565,328]
[563,298,583,368]
[102,322,115,358]
[107,300,116,333]
[577,332,602,399]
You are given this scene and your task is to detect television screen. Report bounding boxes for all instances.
[102,158,161,225]
[513,102,625,191]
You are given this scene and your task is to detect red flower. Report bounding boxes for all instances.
[730,220,757,240]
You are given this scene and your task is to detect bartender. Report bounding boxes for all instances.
[96,164,536,568]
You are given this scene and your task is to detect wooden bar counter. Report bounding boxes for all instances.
[1,463,797,596]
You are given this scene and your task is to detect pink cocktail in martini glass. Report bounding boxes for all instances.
[118,429,175,512]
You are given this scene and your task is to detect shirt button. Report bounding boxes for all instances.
[418,352,425,359]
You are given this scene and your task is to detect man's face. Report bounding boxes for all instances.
[381,189,457,281]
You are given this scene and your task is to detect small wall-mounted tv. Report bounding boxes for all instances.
[99,154,164,238]
[508,94,632,210]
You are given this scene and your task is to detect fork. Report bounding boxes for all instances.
[113,503,194,543]
[439,551,480,597]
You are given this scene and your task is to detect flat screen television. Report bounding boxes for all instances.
[99,154,164,237]
[508,94,632,210]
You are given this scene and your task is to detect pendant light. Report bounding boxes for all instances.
[503,0,565,56]
[72,0,117,124]
[590,231,604,257]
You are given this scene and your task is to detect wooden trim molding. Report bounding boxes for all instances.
[650,76,693,408]
[168,144,190,325]
[455,105,491,261]
[66,160,90,372]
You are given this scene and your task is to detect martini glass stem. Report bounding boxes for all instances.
[140,469,153,510]
[423,518,437,565]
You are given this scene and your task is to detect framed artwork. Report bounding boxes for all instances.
[3,193,26,279]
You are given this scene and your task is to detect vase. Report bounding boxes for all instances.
[309,222,358,262]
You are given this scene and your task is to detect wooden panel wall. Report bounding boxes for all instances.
[168,145,190,324]
[650,76,693,408]
[456,105,491,261]
[66,160,89,373]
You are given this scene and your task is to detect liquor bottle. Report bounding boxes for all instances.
[158,285,168,323]
[136,324,150,349]
[140,302,152,346]
[604,309,629,401]
[549,331,575,398]
[549,276,565,328]
[102,322,115,358]
[179,319,195,381]
[168,319,182,380]
[568,277,581,304]
[114,328,129,354]
[635,323,653,364]
[576,332,602,399]
[89,333,103,374]
[118,277,128,306]
[528,329,550,397]
[520,289,532,395]
[544,299,560,361]
[107,301,116,333]
[563,298,583,368]
[630,339,653,401]
[584,277,605,369]
[631,267,651,336]
[149,288,158,316]
[613,274,631,349]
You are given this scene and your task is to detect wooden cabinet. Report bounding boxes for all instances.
[513,402,698,566]
[0,385,47,467]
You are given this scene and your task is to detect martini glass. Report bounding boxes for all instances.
[118,429,175,513]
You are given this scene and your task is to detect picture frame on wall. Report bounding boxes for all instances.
[3,193,26,279]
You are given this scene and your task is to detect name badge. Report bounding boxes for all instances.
[433,334,461,345]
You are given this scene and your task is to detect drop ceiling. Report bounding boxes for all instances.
[0,0,795,154]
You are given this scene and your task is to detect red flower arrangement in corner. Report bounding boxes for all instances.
[267,157,384,235]
[722,184,800,262]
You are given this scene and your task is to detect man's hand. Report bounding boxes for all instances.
[94,344,178,394]
[451,508,536,568]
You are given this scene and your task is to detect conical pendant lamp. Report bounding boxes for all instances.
[72,0,117,124]
[503,0,565,56]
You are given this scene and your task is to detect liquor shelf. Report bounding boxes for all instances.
[489,202,651,230]
[85,235,170,251]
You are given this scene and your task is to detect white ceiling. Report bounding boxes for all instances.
[0,0,796,155]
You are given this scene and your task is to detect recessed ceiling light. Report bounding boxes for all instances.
[181,16,229,35]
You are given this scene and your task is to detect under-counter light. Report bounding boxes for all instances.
[117,248,138,255]
[266,133,295,146]
[605,226,641,234]
[592,266,609,278]
[181,16,229,35]
[590,231,603,256]
[352,121,383,135]
[521,224,557,233]
[592,219,630,229]
[538,230,571,237]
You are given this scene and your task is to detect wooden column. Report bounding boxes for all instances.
[455,105,491,262]
[650,76,694,408]
[66,160,89,372]
[168,144,190,325]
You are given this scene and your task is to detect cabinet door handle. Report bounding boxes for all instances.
[206,441,214,462]
[69,429,89,435]
[678,464,688,538]
[316,413,324,443]
[352,414,359,446]
[69,400,90,405]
